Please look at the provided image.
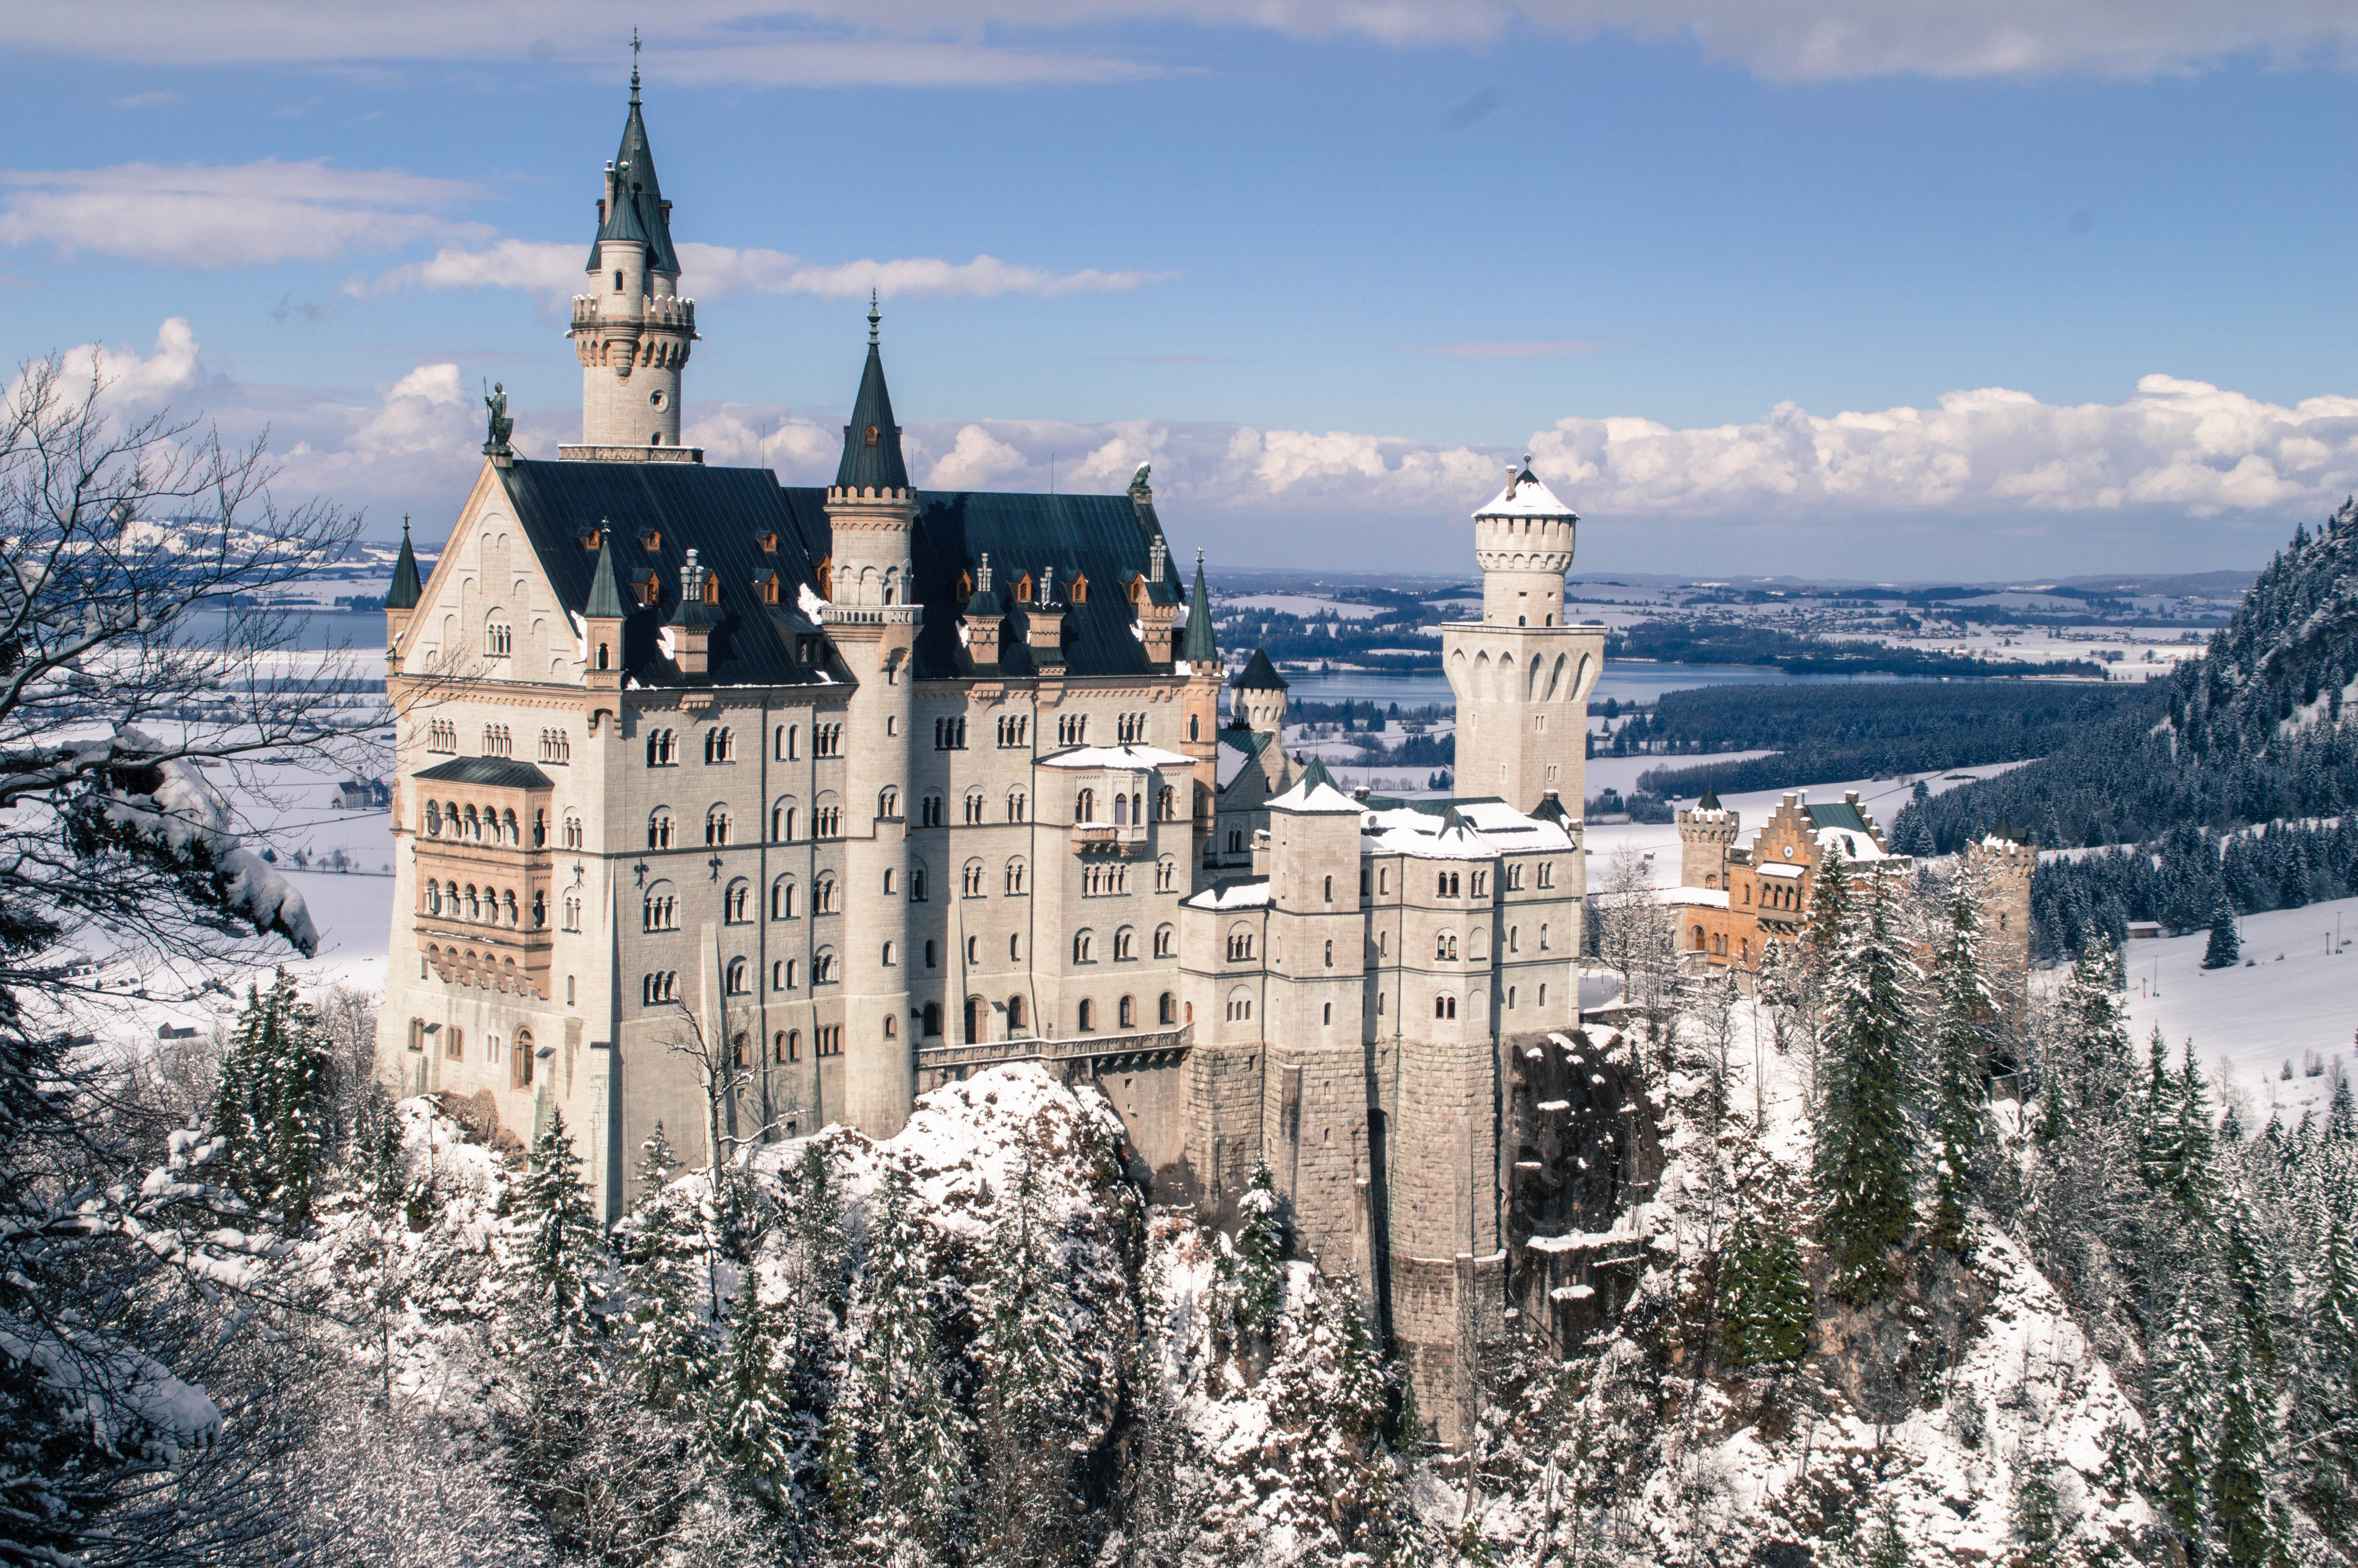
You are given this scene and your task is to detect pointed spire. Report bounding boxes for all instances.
[386,514,422,610]
[834,303,909,493]
[583,525,630,619]
[1179,547,1219,667]
[1697,786,1723,812]
[588,53,679,276]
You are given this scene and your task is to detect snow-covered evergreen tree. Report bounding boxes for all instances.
[1926,866,1995,1251]
[2204,900,2242,969]
[1222,1162,1287,1345]
[2152,1290,2216,1549]
[213,967,330,1225]
[2212,1334,2287,1568]
[836,1163,968,1550]
[1716,1214,1812,1369]
[637,1120,682,1197]
[510,1109,605,1349]
[972,1136,1087,1566]
[1813,873,1919,1303]
[619,1183,718,1404]
[705,1273,799,1505]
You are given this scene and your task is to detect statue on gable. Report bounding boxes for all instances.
[483,381,514,458]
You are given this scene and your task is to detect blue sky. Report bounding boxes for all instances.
[7,2,2358,578]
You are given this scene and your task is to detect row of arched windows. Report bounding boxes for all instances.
[423,879,541,929]
[422,798,555,849]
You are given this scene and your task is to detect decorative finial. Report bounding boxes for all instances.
[867,288,880,346]
[1196,546,1205,564]
[630,30,642,102]
[401,513,411,536]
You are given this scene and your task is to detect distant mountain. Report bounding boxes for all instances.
[1894,508,2358,948]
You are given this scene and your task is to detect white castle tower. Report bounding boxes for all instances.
[1442,459,1605,810]
[566,62,699,459]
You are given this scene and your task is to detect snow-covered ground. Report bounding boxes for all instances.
[2116,895,2358,1127]
[1221,592,1385,620]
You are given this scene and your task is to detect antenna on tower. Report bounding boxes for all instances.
[630,29,643,102]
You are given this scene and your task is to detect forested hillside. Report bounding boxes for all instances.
[1894,506,2358,889]
[1633,680,2153,801]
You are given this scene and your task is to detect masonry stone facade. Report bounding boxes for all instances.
[371,77,1609,1445]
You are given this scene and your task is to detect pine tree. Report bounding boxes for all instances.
[1226,1163,1287,1341]
[618,1183,717,1404]
[1926,867,1994,1252]
[2153,1290,2215,1550]
[2204,900,2242,969]
[2222,1220,2276,1373]
[972,1137,1086,1566]
[2213,1335,2285,1568]
[1813,875,1919,1303]
[1717,1214,1814,1368]
[840,1164,968,1548]
[212,967,330,1225]
[636,1121,681,1197]
[1857,1494,1912,1568]
[2331,1071,2356,1143]
[2303,1220,2358,1537]
[510,1109,605,1348]
[705,1274,797,1503]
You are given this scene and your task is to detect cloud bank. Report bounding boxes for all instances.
[359,240,1170,303]
[9,0,2357,85]
[56,320,2358,575]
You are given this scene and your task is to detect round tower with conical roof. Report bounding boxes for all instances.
[570,62,697,455]
[1233,643,1289,734]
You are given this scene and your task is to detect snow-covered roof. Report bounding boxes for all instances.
[1185,879,1271,911]
[1268,777,1360,814]
[1759,862,1805,880]
[1358,799,1574,861]
[1666,887,1730,909]
[1035,744,1193,771]
[1815,825,1891,861]
[1473,462,1576,521]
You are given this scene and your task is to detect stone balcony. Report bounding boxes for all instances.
[916,1024,1189,1086]
[1071,821,1149,856]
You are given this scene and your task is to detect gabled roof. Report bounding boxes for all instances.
[1803,801,1872,835]
[414,757,554,790]
[1178,550,1218,666]
[588,72,681,275]
[1234,644,1288,691]
[835,302,910,493]
[386,518,423,610]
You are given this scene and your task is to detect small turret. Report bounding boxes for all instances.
[1178,548,1220,674]
[823,295,917,609]
[1676,786,1740,890]
[1233,643,1289,734]
[669,547,719,677]
[961,552,1004,670]
[385,515,423,651]
[1473,456,1577,628]
[582,526,628,688]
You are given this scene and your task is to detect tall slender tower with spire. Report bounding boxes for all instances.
[567,52,699,459]
[824,297,920,1138]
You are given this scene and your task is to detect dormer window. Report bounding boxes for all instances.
[702,574,721,606]
[754,570,780,606]
[579,530,602,551]
[957,571,973,601]
[864,425,880,447]
[756,531,778,553]
[1069,572,1088,605]
[631,569,661,606]
[637,527,661,551]
[1013,573,1033,603]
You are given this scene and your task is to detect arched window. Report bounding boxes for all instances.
[1114,927,1136,960]
[1114,793,1129,826]
[1118,995,1135,1029]
[705,805,730,845]
[531,890,546,928]
[1007,788,1028,822]
[813,947,837,984]
[1691,924,1706,951]
[1158,786,1176,821]
[725,958,749,995]
[1225,987,1254,1024]
[1323,939,1334,968]
[1005,858,1027,895]
[1008,994,1027,1031]
[775,1030,799,1063]
[1154,924,1175,958]
[563,812,583,849]
[705,727,734,764]
[882,940,896,967]
[513,1028,534,1087]
[771,798,797,841]
[1075,788,1095,823]
[880,786,900,819]
[963,861,985,897]
[883,869,897,896]
[1074,929,1095,962]
[647,728,677,766]
[1077,998,1097,1033]
[1227,925,1254,962]
[724,880,750,923]
[648,809,675,850]
[922,1002,942,1037]
[642,883,679,931]
[462,804,480,840]
[1322,1002,1332,1026]
[1322,875,1333,903]
[1189,714,1200,740]
[1436,931,1458,961]
[814,877,837,914]
[1435,994,1457,1019]
[909,864,929,902]
[883,1013,897,1038]
[771,877,797,919]
[921,792,944,827]
[1158,992,1176,1025]
[423,799,441,835]
[1156,857,1176,893]
[425,881,443,915]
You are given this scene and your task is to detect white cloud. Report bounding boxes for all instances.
[926,424,1031,489]
[4,0,2355,84]
[361,239,1168,303]
[0,159,488,268]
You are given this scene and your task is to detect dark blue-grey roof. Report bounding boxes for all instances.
[587,78,680,276]
[1804,801,1872,835]
[496,459,836,688]
[497,458,1183,688]
[387,519,422,610]
[1179,550,1218,665]
[835,317,910,493]
[414,757,555,790]
[1234,645,1288,691]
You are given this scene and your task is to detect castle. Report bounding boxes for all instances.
[1666,788,2033,1007]
[371,71,1608,1440]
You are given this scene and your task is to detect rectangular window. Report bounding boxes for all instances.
[444,1027,463,1061]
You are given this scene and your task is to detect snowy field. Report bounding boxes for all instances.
[1220,592,1385,620]
[2116,894,2358,1128]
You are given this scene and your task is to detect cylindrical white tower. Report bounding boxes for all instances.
[1475,457,1577,627]
[568,69,698,457]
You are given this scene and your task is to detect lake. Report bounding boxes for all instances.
[1279,662,1935,711]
